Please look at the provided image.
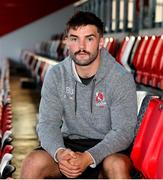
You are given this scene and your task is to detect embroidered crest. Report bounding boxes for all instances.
[96,91,106,107]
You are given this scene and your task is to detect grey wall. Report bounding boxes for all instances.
[0,5,75,63]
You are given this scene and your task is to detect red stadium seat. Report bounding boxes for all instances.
[133,36,152,83]
[150,36,163,89]
[131,98,163,179]
[140,36,160,85]
[0,145,14,159]
[116,36,130,65]
[158,48,163,90]
[104,37,118,57]
[116,36,136,72]
[131,36,144,70]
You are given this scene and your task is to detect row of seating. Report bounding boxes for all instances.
[20,51,57,85]
[35,33,67,61]
[105,35,163,90]
[0,59,15,178]
[32,33,163,90]
[111,34,163,178]
[133,36,163,89]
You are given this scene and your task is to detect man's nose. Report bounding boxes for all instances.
[79,40,85,50]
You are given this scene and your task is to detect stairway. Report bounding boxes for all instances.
[10,65,40,178]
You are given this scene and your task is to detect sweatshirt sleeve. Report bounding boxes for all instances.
[36,67,65,158]
[87,73,137,165]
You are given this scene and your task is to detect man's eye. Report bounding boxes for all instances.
[70,37,77,41]
[88,37,93,41]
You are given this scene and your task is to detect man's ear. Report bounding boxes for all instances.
[64,37,69,49]
[99,37,104,50]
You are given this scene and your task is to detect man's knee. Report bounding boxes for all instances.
[101,153,132,178]
[103,153,132,170]
[20,150,58,178]
[21,150,49,170]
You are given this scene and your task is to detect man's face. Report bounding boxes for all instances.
[66,25,104,66]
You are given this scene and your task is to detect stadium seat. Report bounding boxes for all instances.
[133,36,152,83]
[0,144,14,159]
[1,130,13,150]
[150,36,163,89]
[116,36,136,72]
[0,153,14,179]
[139,36,159,85]
[36,61,46,83]
[104,37,118,57]
[131,98,163,179]
[0,164,16,179]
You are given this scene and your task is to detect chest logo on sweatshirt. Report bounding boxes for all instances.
[64,87,74,100]
[95,91,106,108]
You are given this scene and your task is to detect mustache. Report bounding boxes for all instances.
[74,49,90,55]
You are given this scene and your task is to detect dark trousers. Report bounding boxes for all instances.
[37,138,132,179]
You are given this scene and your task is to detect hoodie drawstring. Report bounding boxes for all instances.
[75,81,77,115]
[90,79,96,113]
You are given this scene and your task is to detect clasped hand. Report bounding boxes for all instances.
[57,148,93,178]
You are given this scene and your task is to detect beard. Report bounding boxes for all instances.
[69,48,99,66]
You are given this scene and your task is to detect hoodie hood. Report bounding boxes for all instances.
[62,48,116,84]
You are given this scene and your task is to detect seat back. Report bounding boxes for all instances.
[150,36,163,87]
[121,36,136,72]
[131,97,163,178]
[116,37,129,65]
[104,37,118,57]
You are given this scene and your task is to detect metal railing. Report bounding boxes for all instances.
[74,0,163,34]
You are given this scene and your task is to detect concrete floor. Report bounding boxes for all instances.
[10,73,40,178]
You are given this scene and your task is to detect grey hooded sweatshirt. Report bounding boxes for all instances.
[37,48,137,166]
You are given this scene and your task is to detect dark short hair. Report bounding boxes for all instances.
[65,11,104,36]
